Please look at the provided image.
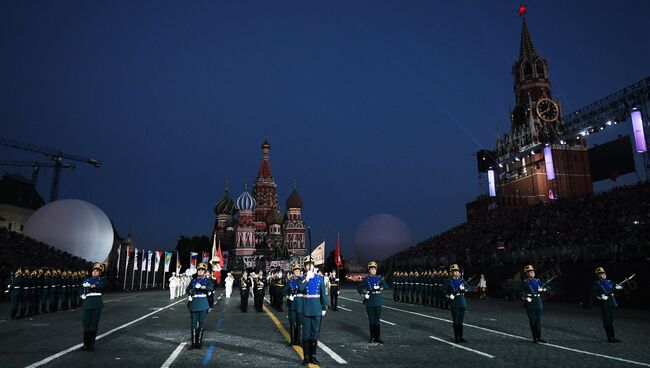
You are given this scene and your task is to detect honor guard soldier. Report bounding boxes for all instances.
[80,263,106,351]
[42,269,52,313]
[358,261,390,344]
[273,268,286,312]
[329,270,340,311]
[239,271,251,312]
[519,265,548,343]
[592,267,623,342]
[51,269,61,312]
[441,270,450,309]
[186,263,213,350]
[283,264,303,346]
[392,271,399,302]
[61,271,70,311]
[297,256,327,365]
[8,268,24,319]
[253,272,266,312]
[445,264,470,343]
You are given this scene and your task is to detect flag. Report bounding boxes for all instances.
[190,252,198,269]
[133,247,139,271]
[141,249,147,270]
[176,251,181,274]
[335,234,343,269]
[213,241,224,283]
[154,251,162,272]
[147,250,153,271]
[311,241,325,265]
[126,246,132,266]
[164,252,172,272]
[116,243,122,277]
[202,251,210,263]
[211,234,218,263]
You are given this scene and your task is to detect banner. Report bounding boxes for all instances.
[133,247,139,271]
[116,243,121,277]
[176,251,181,274]
[147,250,153,271]
[164,252,172,272]
[190,252,198,269]
[311,241,325,265]
[154,251,162,272]
[202,251,210,263]
[141,249,147,270]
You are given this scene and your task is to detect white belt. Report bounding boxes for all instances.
[13,286,20,289]
[193,294,207,298]
[62,286,67,288]
[304,294,321,298]
[43,286,49,288]
[86,293,102,297]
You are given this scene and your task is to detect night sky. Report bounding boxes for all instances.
[2,1,649,259]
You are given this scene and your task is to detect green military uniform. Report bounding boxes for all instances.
[445,264,470,343]
[283,264,303,346]
[519,265,548,343]
[50,269,61,312]
[41,270,51,313]
[592,267,622,342]
[186,263,214,349]
[297,257,327,365]
[81,264,106,351]
[357,261,390,344]
[9,269,24,319]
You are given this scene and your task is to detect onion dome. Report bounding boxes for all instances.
[267,207,283,225]
[235,187,256,211]
[214,189,235,215]
[285,187,303,209]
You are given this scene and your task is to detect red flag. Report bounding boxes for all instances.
[215,241,224,284]
[335,234,343,269]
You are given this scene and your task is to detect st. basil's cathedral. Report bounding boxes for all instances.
[212,139,307,270]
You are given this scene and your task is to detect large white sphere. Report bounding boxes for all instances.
[24,199,114,263]
[354,213,412,264]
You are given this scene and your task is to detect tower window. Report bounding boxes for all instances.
[536,61,545,78]
[523,62,533,78]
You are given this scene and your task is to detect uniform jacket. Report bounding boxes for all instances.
[592,279,618,308]
[519,278,546,310]
[298,274,327,316]
[445,277,469,309]
[186,277,214,312]
[81,277,105,310]
[357,276,390,307]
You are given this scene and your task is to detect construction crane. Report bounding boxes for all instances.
[0,160,76,187]
[0,138,101,202]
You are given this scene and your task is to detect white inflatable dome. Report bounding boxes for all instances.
[354,213,412,264]
[24,199,114,263]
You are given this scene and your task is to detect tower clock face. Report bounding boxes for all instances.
[536,98,559,122]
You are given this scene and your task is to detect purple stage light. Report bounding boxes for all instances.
[631,109,647,153]
[488,169,496,197]
[544,146,555,180]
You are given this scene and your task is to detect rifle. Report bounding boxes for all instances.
[617,274,636,287]
[465,274,478,285]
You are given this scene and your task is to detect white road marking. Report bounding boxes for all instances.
[340,296,650,367]
[428,336,495,359]
[25,298,188,368]
[338,306,352,312]
[318,341,348,364]
[160,342,187,368]
[380,319,396,326]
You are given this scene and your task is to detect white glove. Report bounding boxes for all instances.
[337,291,340,295]
[525,297,532,302]
[601,294,609,300]
[364,294,370,299]
[81,295,86,300]
[449,294,455,300]
[459,284,465,291]
[306,270,314,280]
[539,287,546,292]
[195,283,202,289]
[288,295,294,301]
[82,282,91,287]
[373,285,380,290]
[322,310,326,317]
[615,285,623,290]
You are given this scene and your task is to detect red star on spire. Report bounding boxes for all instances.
[518,4,527,16]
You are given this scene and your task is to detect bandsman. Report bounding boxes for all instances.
[329,270,340,311]
[519,265,548,343]
[186,263,213,350]
[297,256,327,365]
[253,271,266,313]
[80,263,106,351]
[592,267,622,343]
[358,261,389,344]
[239,271,251,312]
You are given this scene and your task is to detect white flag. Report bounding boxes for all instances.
[147,251,153,271]
[311,241,326,265]
[141,249,147,270]
[133,247,139,271]
[154,251,162,272]
[116,243,122,277]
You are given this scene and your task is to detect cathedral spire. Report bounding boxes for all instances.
[519,16,537,61]
[256,139,273,181]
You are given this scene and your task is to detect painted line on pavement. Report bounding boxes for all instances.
[380,319,396,326]
[160,342,187,368]
[317,341,347,364]
[340,296,650,367]
[337,306,352,312]
[25,298,188,368]
[428,336,495,359]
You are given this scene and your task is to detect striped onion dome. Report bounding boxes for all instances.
[214,190,235,215]
[235,188,256,211]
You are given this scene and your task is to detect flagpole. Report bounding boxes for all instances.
[153,253,157,288]
[163,270,166,290]
[146,254,150,289]
[139,250,144,290]
[123,247,129,290]
[131,255,136,290]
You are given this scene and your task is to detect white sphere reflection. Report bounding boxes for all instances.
[354,213,412,264]
[24,199,114,263]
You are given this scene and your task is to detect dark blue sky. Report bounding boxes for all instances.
[2,1,649,258]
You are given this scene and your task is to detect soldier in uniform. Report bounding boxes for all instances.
[42,269,52,313]
[358,261,390,344]
[186,263,213,350]
[329,270,340,311]
[392,271,399,302]
[432,271,440,308]
[519,265,548,343]
[441,270,450,309]
[61,271,70,311]
[239,271,251,312]
[253,272,266,313]
[50,269,61,312]
[592,267,623,342]
[283,264,303,346]
[445,264,470,343]
[71,271,80,309]
[274,268,286,312]
[80,263,106,351]
[8,268,24,319]
[297,257,327,365]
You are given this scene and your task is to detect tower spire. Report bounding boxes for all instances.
[519,15,537,61]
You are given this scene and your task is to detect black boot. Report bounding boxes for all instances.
[294,324,301,346]
[610,326,621,343]
[289,323,296,345]
[369,323,375,343]
[310,339,320,364]
[458,324,467,343]
[80,331,88,351]
[302,339,310,365]
[196,328,204,349]
[453,324,460,343]
[531,325,538,343]
[374,324,384,344]
[536,325,546,343]
[87,331,96,351]
[189,329,196,350]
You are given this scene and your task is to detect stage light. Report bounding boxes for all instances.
[560,140,566,145]
[488,170,496,197]
[515,157,521,161]
[580,131,587,136]
[544,146,555,180]
[530,150,535,154]
[498,163,504,168]
[606,121,612,126]
[631,108,647,153]
[600,126,605,130]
